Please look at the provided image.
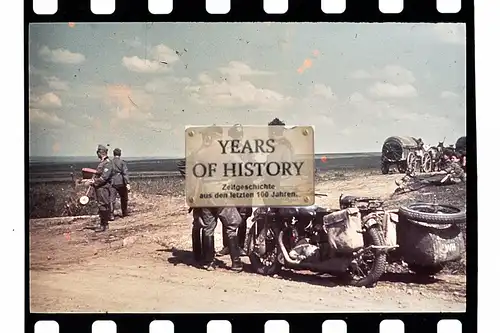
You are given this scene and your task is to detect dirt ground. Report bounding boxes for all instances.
[29,172,466,313]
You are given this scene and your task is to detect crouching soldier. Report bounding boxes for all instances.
[440,151,466,183]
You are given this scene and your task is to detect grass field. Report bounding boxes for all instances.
[28,154,381,218]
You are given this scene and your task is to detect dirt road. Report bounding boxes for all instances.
[29,173,466,313]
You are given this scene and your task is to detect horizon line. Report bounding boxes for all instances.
[29,151,381,159]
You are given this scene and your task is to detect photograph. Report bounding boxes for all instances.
[28,22,466,313]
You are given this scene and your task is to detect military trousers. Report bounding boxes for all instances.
[195,207,242,238]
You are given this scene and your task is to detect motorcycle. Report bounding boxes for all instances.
[338,194,466,277]
[245,194,398,287]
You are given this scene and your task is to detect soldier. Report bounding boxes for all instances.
[190,125,244,272]
[441,151,466,183]
[110,148,131,220]
[264,118,294,205]
[217,124,250,257]
[85,144,113,232]
[394,150,465,193]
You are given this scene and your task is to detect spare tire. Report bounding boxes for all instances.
[399,203,466,225]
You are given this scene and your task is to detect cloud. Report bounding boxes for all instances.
[350,69,371,79]
[122,44,180,73]
[309,84,337,100]
[347,92,366,104]
[30,92,62,108]
[218,61,274,78]
[441,91,459,99]
[38,46,85,64]
[29,108,65,127]
[44,76,69,91]
[368,82,418,99]
[350,65,416,85]
[144,76,192,94]
[434,24,465,45]
[186,62,290,111]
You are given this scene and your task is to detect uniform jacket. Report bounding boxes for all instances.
[111,157,130,187]
[93,157,113,188]
[444,161,466,182]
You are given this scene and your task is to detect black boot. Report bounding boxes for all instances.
[192,224,203,263]
[216,247,230,256]
[228,236,243,272]
[121,201,128,217]
[216,225,230,256]
[237,220,247,256]
[202,233,216,271]
[109,203,115,221]
[96,211,109,232]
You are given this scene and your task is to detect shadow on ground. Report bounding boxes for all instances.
[162,247,443,288]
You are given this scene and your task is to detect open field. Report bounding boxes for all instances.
[28,153,382,183]
[29,163,467,313]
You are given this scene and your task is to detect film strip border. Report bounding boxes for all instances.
[28,0,469,22]
[28,314,471,332]
[26,1,474,332]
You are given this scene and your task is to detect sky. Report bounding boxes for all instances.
[28,23,466,157]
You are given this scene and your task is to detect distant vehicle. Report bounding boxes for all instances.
[380,136,420,174]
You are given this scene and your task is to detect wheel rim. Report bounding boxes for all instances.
[349,249,378,282]
[407,152,416,172]
[250,226,279,267]
[422,153,432,173]
[409,203,461,215]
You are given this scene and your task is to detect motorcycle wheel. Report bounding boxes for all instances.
[247,222,282,276]
[347,227,387,287]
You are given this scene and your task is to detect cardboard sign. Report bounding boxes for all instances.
[184,125,315,207]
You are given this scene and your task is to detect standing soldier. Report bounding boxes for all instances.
[217,124,250,257]
[86,144,113,232]
[110,148,131,220]
[264,118,294,206]
[190,125,244,272]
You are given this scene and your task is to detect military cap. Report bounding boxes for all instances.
[268,118,286,126]
[97,144,108,152]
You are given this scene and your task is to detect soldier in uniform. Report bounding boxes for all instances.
[190,125,244,272]
[394,150,466,193]
[86,144,114,232]
[441,152,466,183]
[217,124,251,257]
[110,148,131,220]
[264,118,294,206]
